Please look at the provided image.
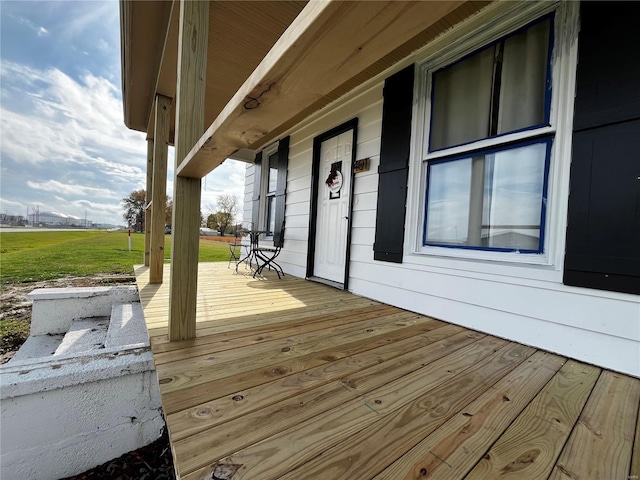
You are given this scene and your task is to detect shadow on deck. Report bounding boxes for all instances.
[135,262,640,480]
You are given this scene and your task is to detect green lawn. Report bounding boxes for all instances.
[0,230,231,284]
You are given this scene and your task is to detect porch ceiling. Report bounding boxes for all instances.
[121,0,307,144]
[121,0,490,176]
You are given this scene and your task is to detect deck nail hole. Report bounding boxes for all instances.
[447,370,452,373]
[462,412,473,417]
[374,399,382,405]
[420,468,428,476]
[51,364,61,370]
[366,329,374,333]
[502,395,510,402]
[232,395,244,402]
[159,377,172,384]
[484,454,491,460]
[281,347,291,352]
[208,356,216,360]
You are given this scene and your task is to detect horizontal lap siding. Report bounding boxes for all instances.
[243,73,639,377]
[273,85,385,276]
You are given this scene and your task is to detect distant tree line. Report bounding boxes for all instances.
[122,190,242,237]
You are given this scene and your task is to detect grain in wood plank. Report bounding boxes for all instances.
[277,342,534,480]
[152,305,396,360]
[143,295,367,326]
[168,326,472,442]
[186,337,513,479]
[154,306,405,366]
[148,298,381,340]
[178,333,499,479]
[464,360,601,480]
[549,370,640,480]
[373,351,566,480]
[160,317,447,414]
[632,397,640,480]
[150,302,392,349]
[149,94,171,284]
[156,311,434,393]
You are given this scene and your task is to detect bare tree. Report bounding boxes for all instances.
[210,194,239,236]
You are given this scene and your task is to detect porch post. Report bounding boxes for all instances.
[144,139,153,267]
[149,94,172,284]
[168,0,209,340]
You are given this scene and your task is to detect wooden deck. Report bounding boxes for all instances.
[135,262,640,480]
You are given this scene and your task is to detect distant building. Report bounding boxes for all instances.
[31,211,90,228]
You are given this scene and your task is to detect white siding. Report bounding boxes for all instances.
[243,31,639,379]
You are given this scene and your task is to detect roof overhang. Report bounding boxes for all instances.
[121,0,490,177]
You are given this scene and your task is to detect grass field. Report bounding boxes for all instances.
[0,230,234,284]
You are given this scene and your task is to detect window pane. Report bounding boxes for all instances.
[425,158,472,245]
[498,19,551,134]
[430,47,494,151]
[425,141,547,251]
[267,152,278,193]
[266,196,276,235]
[482,142,546,250]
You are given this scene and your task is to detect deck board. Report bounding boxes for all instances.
[135,263,640,480]
[549,370,640,480]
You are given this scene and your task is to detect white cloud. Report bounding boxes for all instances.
[27,180,117,199]
[1,2,247,226]
[14,15,49,38]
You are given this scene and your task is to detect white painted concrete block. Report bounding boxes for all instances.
[54,316,109,356]
[28,286,139,335]
[105,303,149,348]
[1,287,165,480]
[10,334,64,362]
[0,371,164,480]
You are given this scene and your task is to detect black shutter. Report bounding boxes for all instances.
[273,136,290,246]
[373,64,415,263]
[564,1,640,294]
[251,151,262,229]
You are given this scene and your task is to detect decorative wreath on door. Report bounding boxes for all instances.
[325,164,343,196]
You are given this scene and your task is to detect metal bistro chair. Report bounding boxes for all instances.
[228,225,251,270]
[227,235,243,269]
[254,222,285,279]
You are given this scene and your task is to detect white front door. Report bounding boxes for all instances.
[313,130,353,283]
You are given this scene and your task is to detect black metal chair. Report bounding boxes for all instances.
[254,223,285,279]
[227,236,243,269]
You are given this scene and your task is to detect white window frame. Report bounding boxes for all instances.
[405,0,579,269]
[259,141,279,238]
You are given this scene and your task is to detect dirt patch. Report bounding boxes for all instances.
[0,274,136,364]
[60,428,176,480]
[199,235,242,244]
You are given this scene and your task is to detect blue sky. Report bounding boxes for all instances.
[0,1,245,226]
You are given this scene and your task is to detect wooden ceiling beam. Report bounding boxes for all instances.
[177,0,464,179]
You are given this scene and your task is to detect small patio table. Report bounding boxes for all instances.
[234,230,265,275]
